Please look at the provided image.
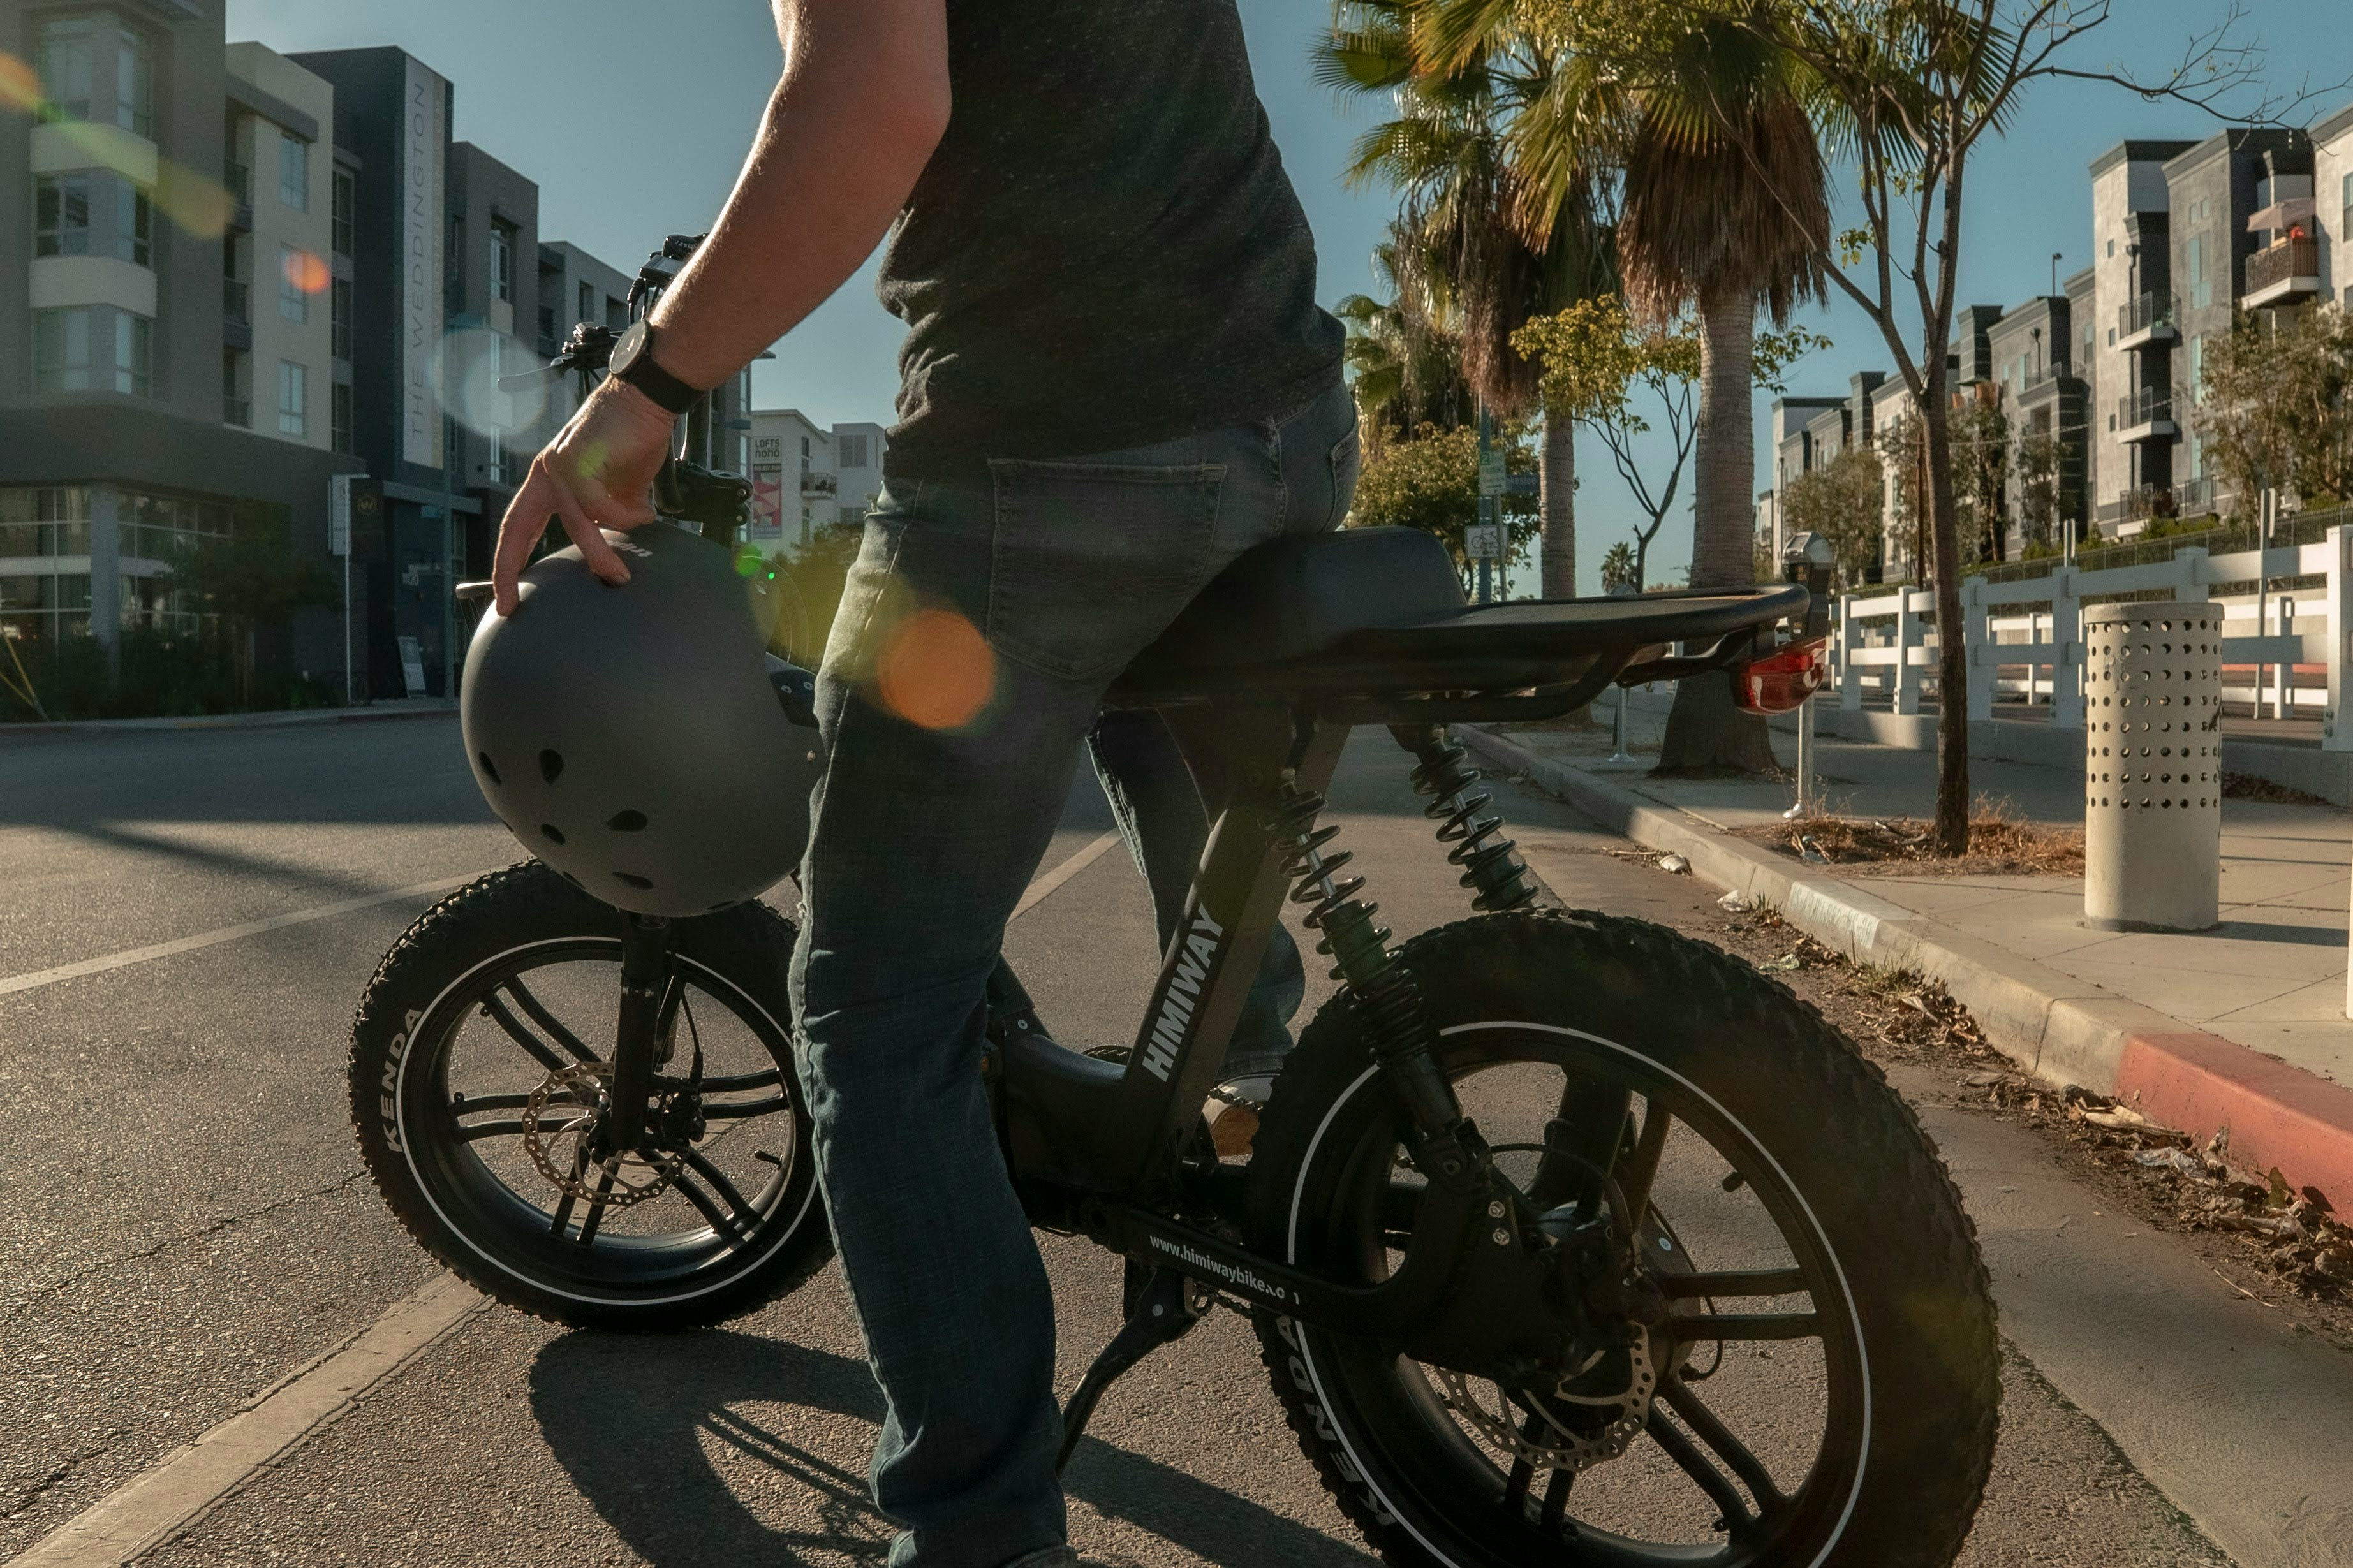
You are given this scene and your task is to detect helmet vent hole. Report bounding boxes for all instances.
[539,749,564,784]
[477,752,501,784]
[613,872,654,890]
[607,810,648,833]
[540,823,566,846]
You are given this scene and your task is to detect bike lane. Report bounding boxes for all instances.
[20,735,2248,1568]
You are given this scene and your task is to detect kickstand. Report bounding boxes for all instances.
[1056,1268,1205,1472]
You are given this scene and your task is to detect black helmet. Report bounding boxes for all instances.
[460,525,819,917]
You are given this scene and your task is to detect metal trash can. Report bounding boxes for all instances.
[2083,600,2222,932]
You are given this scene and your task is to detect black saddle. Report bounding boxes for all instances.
[1109,527,1806,719]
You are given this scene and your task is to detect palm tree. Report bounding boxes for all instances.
[1336,224,1472,448]
[1320,1,1609,600]
[1488,5,1831,770]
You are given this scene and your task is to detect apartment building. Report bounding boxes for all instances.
[1984,292,2088,531]
[4,8,754,705]
[2,3,357,676]
[2319,106,2353,309]
[745,407,889,553]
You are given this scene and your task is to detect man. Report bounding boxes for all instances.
[491,4,1349,1564]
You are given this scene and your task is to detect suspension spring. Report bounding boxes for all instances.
[1405,727,1539,912]
[1265,784,1457,1138]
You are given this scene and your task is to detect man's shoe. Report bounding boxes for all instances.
[1204,1073,1275,1156]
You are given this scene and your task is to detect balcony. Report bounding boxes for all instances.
[223,277,249,323]
[223,158,253,233]
[2245,236,2322,309]
[800,471,837,496]
[2116,484,2177,525]
[2021,362,2071,395]
[2117,388,2176,442]
[223,396,249,428]
[2117,291,2176,350]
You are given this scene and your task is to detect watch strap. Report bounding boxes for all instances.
[614,323,703,416]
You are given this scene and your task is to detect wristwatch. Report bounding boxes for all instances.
[608,319,703,415]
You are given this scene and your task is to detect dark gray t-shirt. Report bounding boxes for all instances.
[875,0,1344,479]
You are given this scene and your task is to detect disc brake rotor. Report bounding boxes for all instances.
[519,1062,683,1209]
[1435,1327,1658,1474]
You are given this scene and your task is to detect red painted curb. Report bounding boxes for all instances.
[2117,1030,2353,1206]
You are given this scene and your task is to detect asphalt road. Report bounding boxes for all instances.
[1,716,2237,1566]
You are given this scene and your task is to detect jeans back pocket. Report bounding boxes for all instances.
[986,460,1225,682]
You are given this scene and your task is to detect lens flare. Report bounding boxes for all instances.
[876,608,996,732]
[281,246,330,295]
[0,51,38,114]
[431,326,549,442]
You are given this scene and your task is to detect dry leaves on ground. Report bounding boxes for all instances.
[1736,796,2083,877]
[2221,772,2331,807]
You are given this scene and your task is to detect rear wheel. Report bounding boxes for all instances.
[1246,910,1997,1567]
[350,863,829,1329]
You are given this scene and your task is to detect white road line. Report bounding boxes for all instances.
[7,1273,484,1568]
[1012,830,1121,921]
[10,831,1124,1565]
[0,874,489,999]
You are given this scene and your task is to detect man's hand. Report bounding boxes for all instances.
[491,381,679,615]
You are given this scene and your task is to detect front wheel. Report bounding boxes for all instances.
[1245,910,1998,1567]
[350,863,829,1329]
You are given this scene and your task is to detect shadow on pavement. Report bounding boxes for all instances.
[529,1329,1374,1567]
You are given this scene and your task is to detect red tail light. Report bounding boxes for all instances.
[1734,637,1829,715]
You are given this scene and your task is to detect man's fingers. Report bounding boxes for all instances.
[490,473,556,615]
[553,488,633,586]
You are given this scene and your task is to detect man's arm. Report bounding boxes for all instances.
[491,0,950,613]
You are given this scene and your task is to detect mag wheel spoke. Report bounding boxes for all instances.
[1644,1408,1755,1534]
[1661,1381,1787,1514]
[502,978,601,1064]
[1667,1310,1822,1343]
[1658,1268,1808,1300]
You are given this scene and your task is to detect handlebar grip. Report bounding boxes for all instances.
[455,581,496,604]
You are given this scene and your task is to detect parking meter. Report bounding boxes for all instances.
[1783,532,1835,639]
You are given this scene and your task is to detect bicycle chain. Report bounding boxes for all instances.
[519,1062,683,1209]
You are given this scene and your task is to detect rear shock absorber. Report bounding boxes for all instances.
[1400,726,1540,912]
[1265,782,1476,1176]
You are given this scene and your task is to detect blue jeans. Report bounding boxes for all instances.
[788,382,1359,1567]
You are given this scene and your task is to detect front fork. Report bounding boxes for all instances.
[606,914,674,1154]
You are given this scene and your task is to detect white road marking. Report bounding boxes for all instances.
[1012,830,1121,921]
[10,831,1124,1564]
[0,874,489,999]
[8,1273,483,1568]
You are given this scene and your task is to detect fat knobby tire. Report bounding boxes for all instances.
[1243,907,2000,1568]
[348,861,830,1330]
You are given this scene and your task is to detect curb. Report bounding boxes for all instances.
[1464,724,2353,1205]
[0,703,456,741]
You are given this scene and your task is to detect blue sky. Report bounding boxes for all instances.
[226,1,2353,593]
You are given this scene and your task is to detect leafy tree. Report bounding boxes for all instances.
[1348,421,1542,591]
[1949,398,2012,565]
[2194,301,2353,518]
[1336,224,1474,450]
[2013,423,2067,551]
[1779,444,1885,587]
[1513,295,1824,591]
[166,502,340,708]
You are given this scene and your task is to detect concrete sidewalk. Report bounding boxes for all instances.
[0,698,455,742]
[1474,692,2353,1203]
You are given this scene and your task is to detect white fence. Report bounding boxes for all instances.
[1833,524,2353,751]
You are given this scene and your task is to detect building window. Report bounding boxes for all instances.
[117,180,152,267]
[114,312,150,396]
[841,432,869,468]
[332,168,355,257]
[2189,335,2205,403]
[35,17,92,123]
[491,220,515,304]
[33,307,92,392]
[223,348,249,427]
[577,281,593,325]
[279,131,309,211]
[2106,239,2115,258]
[331,277,353,360]
[34,175,91,256]
[605,294,626,332]
[116,22,152,136]
[278,360,307,437]
[279,244,308,322]
[332,381,354,454]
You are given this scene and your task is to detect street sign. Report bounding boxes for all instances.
[327,475,352,557]
[1465,522,1503,559]
[1505,471,1539,495]
[398,636,427,698]
[1477,454,1507,496]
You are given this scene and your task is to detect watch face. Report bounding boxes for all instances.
[611,319,650,377]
